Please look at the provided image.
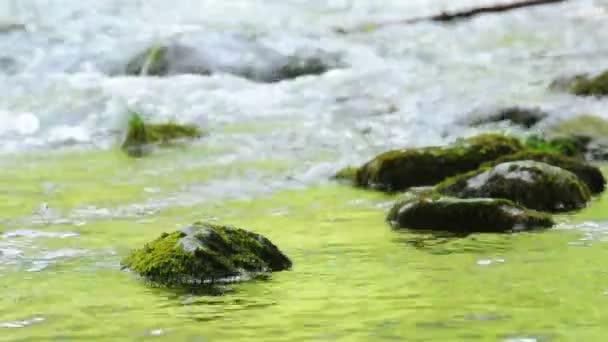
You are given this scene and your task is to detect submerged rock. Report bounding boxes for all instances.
[121,112,203,157]
[355,134,523,192]
[469,107,547,128]
[125,34,339,82]
[437,161,591,212]
[121,222,292,286]
[387,195,553,233]
[487,151,605,194]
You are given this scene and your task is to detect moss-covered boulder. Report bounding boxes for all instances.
[487,151,605,194]
[437,161,591,212]
[387,195,553,233]
[121,112,203,157]
[469,107,547,128]
[125,38,337,82]
[355,134,524,192]
[569,71,608,96]
[121,222,292,286]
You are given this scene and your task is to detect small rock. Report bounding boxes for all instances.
[436,161,591,212]
[121,222,292,286]
[486,151,605,194]
[469,107,548,128]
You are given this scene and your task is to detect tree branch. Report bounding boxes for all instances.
[335,0,568,34]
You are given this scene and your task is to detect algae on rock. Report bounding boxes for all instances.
[436,161,591,212]
[387,195,554,234]
[355,134,524,192]
[121,222,292,286]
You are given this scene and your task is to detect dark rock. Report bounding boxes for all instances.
[121,222,292,286]
[469,107,548,128]
[437,161,591,212]
[124,34,339,82]
[387,195,553,233]
[355,134,524,192]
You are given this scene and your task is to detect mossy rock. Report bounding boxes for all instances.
[437,161,591,212]
[469,107,547,128]
[387,195,553,234]
[486,151,605,194]
[121,112,203,157]
[121,222,292,286]
[570,71,608,96]
[355,134,524,192]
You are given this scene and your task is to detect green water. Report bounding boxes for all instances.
[1,151,608,341]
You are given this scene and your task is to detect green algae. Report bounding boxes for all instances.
[355,134,523,191]
[437,161,592,212]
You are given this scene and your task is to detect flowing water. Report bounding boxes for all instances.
[1,0,608,341]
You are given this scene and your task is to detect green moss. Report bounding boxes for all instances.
[524,135,581,157]
[121,113,149,157]
[146,122,203,145]
[126,45,169,76]
[436,161,591,212]
[387,195,554,234]
[121,112,203,157]
[356,134,523,192]
[332,167,358,184]
[121,231,191,285]
[486,151,605,194]
[570,71,608,96]
[121,222,292,286]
